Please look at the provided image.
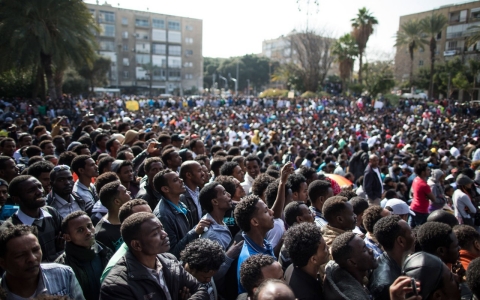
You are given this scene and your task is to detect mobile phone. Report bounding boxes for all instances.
[410,278,418,296]
[155,144,162,149]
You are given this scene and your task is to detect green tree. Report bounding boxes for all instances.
[351,7,379,84]
[452,72,474,100]
[0,0,98,100]
[78,56,111,94]
[467,25,480,48]
[271,63,305,91]
[363,60,395,98]
[394,19,427,88]
[332,33,359,95]
[420,13,448,100]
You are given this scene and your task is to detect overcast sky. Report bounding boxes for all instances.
[85,0,463,60]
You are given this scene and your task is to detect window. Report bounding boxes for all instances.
[153,69,166,80]
[100,24,115,37]
[184,62,193,67]
[123,58,130,66]
[136,19,149,27]
[185,74,193,79]
[136,54,151,64]
[136,43,150,53]
[152,55,167,67]
[136,32,149,40]
[99,11,115,23]
[168,57,181,68]
[168,69,181,79]
[185,49,193,56]
[472,8,480,20]
[152,19,165,29]
[419,60,424,66]
[100,40,115,51]
[122,17,128,25]
[185,37,193,44]
[123,31,129,39]
[152,29,166,42]
[123,71,129,79]
[122,44,129,52]
[168,21,180,30]
[447,41,458,50]
[168,31,181,43]
[152,44,166,55]
[185,25,193,31]
[169,45,181,56]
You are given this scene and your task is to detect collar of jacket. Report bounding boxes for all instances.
[124,250,173,283]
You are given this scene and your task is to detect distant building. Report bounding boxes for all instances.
[85,2,203,95]
[394,1,480,84]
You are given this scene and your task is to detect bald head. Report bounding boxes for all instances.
[254,279,295,300]
[179,160,201,179]
[369,154,379,168]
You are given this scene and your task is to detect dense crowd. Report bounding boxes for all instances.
[0,95,479,300]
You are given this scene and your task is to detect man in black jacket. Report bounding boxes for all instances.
[136,157,163,210]
[153,169,210,258]
[179,161,205,225]
[348,143,369,181]
[100,212,209,300]
[56,211,113,300]
[363,154,383,205]
[368,215,415,300]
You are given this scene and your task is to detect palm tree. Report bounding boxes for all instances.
[420,13,448,99]
[467,25,480,48]
[332,33,359,95]
[0,0,98,100]
[394,19,427,88]
[141,63,160,97]
[351,7,379,84]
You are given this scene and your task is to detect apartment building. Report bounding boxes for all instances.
[394,0,480,83]
[85,2,203,95]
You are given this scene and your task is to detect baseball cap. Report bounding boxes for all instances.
[385,199,416,216]
[171,134,183,142]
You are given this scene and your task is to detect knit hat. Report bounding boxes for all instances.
[456,174,473,186]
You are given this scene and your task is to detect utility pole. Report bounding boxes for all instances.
[236,60,239,96]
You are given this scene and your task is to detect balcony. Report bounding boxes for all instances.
[444,49,458,56]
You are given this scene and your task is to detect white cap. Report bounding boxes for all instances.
[385,199,415,216]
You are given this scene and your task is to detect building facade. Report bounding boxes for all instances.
[85,2,203,95]
[395,1,480,83]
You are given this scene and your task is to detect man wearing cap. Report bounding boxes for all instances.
[453,174,477,226]
[170,134,183,151]
[384,199,415,222]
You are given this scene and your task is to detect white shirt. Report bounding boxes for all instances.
[373,167,384,195]
[52,193,81,218]
[16,208,52,226]
[266,218,285,249]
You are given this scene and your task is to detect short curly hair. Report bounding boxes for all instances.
[215,175,236,196]
[121,212,156,249]
[61,211,89,234]
[251,174,275,198]
[58,151,77,167]
[240,254,276,296]
[219,162,240,176]
[331,232,357,267]
[180,239,225,272]
[337,190,357,200]
[322,196,348,223]
[349,197,369,215]
[467,257,480,298]
[264,179,291,209]
[362,206,386,234]
[417,221,453,254]
[287,173,307,194]
[308,180,332,204]
[284,201,306,227]
[284,222,323,268]
[373,215,403,251]
[234,194,260,232]
[118,199,150,223]
[297,166,317,182]
[0,224,38,258]
[199,182,220,213]
[453,224,480,250]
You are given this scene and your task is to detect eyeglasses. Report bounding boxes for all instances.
[53,165,70,172]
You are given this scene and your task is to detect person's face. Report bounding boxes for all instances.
[147,162,163,181]
[164,172,186,195]
[188,163,204,187]
[194,141,205,155]
[116,184,132,206]
[38,172,51,195]
[232,178,246,200]
[201,166,210,185]
[349,235,378,271]
[312,236,330,266]
[339,202,357,231]
[370,156,379,168]
[189,268,217,284]
[294,182,308,202]
[169,151,182,168]
[111,140,121,153]
[83,158,99,178]
[138,218,170,255]
[246,160,260,179]
[17,178,46,210]
[64,215,95,248]
[214,185,232,211]
[0,185,7,206]
[20,136,33,147]
[443,232,460,264]
[232,166,245,183]
[52,170,74,196]
[298,203,315,223]
[54,138,66,152]
[260,261,284,285]
[253,200,274,231]
[2,141,16,157]
[398,220,415,253]
[98,136,109,149]
[1,158,19,183]
[0,234,42,281]
[124,151,134,161]
[119,165,134,183]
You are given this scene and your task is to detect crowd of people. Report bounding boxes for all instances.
[0,95,478,300]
